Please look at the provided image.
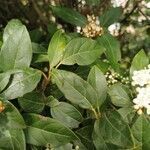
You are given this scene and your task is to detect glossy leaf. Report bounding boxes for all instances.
[24,113,78,147]
[0,72,11,93]
[3,19,23,42]
[33,54,49,63]
[99,7,122,27]
[0,20,32,71]
[51,6,87,26]
[118,107,136,124]
[18,91,45,113]
[51,102,83,128]
[97,33,121,70]
[76,125,95,150]
[61,38,105,66]
[131,115,150,149]
[130,50,149,76]
[108,83,132,107]
[0,128,26,150]
[92,111,134,149]
[52,69,98,110]
[48,30,67,68]
[0,68,41,100]
[32,43,47,54]
[87,66,107,107]
[0,101,26,129]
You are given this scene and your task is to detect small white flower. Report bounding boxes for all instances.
[108,23,120,36]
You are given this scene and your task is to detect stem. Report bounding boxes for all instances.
[92,107,99,119]
[40,70,48,81]
[55,62,62,69]
[39,70,50,92]
[97,106,101,117]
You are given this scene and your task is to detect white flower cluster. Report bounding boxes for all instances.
[105,70,129,86]
[111,0,128,8]
[132,65,150,115]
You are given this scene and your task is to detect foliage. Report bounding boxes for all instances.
[0,0,149,149]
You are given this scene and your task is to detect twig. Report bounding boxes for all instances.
[138,8,149,21]
[121,0,142,23]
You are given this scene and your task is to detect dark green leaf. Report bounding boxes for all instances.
[32,43,47,54]
[93,59,110,73]
[0,128,26,150]
[97,33,121,70]
[33,54,49,63]
[51,102,83,128]
[76,125,95,150]
[24,113,78,147]
[99,7,122,27]
[131,115,150,149]
[87,66,107,107]
[52,69,98,110]
[92,111,134,149]
[0,101,25,129]
[61,38,105,66]
[117,107,136,124]
[108,83,132,107]
[18,91,45,113]
[51,6,87,26]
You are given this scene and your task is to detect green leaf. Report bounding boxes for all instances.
[87,66,107,107]
[52,69,98,110]
[97,33,121,70]
[99,7,122,27]
[61,38,105,66]
[0,68,41,100]
[0,101,26,129]
[117,107,136,124]
[93,59,110,73]
[51,102,83,128]
[0,128,26,150]
[32,43,47,54]
[48,30,67,69]
[0,72,11,93]
[92,111,134,149]
[33,54,49,63]
[51,6,87,27]
[76,125,95,150]
[130,50,149,76]
[0,20,32,72]
[131,115,150,149]
[108,83,132,107]
[18,91,45,113]
[24,113,78,147]
[3,19,23,42]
